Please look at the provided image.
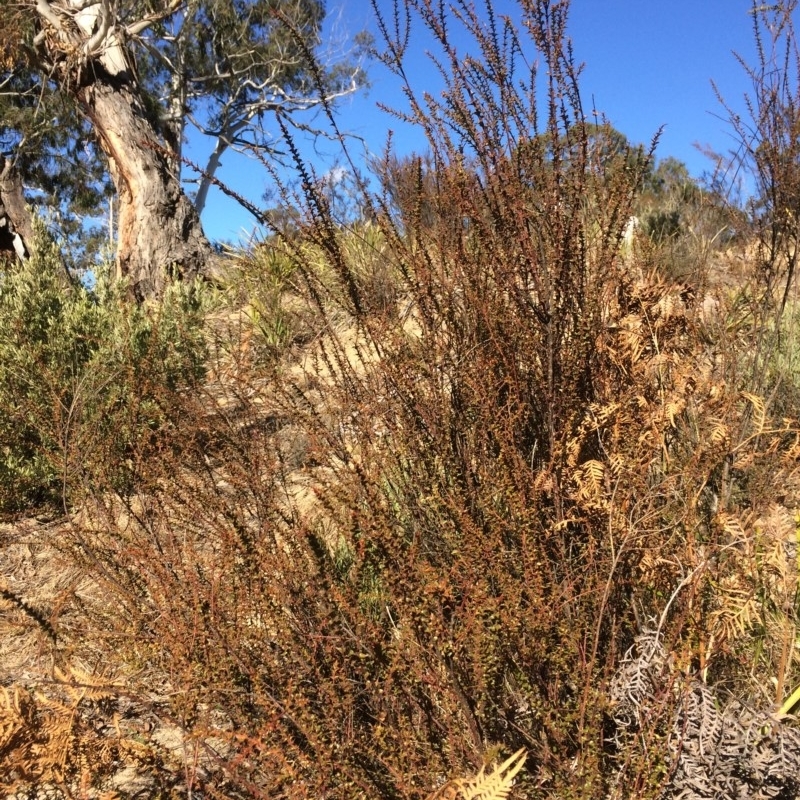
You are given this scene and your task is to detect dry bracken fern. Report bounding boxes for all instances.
[611,629,800,800]
[425,749,527,800]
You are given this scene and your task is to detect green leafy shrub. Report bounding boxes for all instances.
[0,221,208,514]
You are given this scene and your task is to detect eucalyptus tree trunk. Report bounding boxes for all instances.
[0,156,35,261]
[77,72,213,299]
[29,0,216,299]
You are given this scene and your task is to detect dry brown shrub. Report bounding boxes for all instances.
[6,2,800,799]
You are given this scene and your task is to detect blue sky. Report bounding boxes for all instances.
[196,0,768,242]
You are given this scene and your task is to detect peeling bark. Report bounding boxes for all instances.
[76,69,214,299]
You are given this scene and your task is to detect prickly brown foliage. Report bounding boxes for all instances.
[5,1,800,799]
[53,0,654,795]
[711,0,800,404]
[723,2,800,312]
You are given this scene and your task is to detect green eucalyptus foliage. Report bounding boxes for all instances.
[0,66,112,269]
[0,222,208,515]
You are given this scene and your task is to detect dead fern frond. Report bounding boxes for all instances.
[665,397,686,428]
[573,459,608,507]
[741,391,767,437]
[426,749,527,800]
[709,418,730,446]
[0,684,31,752]
[714,511,748,541]
[53,662,123,703]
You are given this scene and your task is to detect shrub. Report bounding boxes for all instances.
[12,2,800,799]
[65,1,662,796]
[0,220,208,514]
